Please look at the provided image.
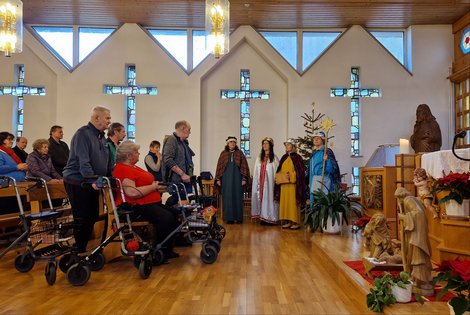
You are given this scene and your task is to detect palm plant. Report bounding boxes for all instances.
[303,184,359,232]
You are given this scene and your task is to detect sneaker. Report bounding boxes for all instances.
[289,224,300,230]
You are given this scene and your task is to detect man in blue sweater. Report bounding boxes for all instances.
[63,106,112,253]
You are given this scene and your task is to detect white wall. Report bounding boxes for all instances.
[0,23,453,185]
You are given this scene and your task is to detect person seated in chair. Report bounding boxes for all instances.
[112,141,180,263]
[26,139,63,183]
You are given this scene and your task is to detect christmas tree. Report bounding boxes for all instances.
[296,102,324,161]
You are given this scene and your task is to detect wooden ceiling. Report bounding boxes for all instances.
[22,0,470,29]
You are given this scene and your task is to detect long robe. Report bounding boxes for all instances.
[279,156,300,224]
[220,151,244,222]
[309,146,341,204]
[251,155,279,223]
[402,196,433,285]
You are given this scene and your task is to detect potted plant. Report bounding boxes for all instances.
[433,258,470,315]
[431,172,470,217]
[303,185,361,233]
[366,271,423,313]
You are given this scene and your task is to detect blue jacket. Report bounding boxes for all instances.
[0,150,26,182]
[63,122,112,184]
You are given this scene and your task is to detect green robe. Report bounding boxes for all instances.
[221,151,243,222]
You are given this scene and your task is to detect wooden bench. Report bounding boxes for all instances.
[26,181,71,214]
[0,182,30,245]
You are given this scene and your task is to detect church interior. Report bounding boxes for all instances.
[0,1,469,314]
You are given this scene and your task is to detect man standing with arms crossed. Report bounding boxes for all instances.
[63,106,113,253]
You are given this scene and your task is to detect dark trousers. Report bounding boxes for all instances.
[136,203,179,253]
[64,182,100,253]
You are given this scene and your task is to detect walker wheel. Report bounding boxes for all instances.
[89,252,106,271]
[59,253,78,273]
[200,245,218,264]
[152,249,165,266]
[45,261,57,285]
[67,263,90,286]
[133,255,142,269]
[139,256,152,279]
[205,239,221,253]
[14,252,35,273]
[214,224,226,240]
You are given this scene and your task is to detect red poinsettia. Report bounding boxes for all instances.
[355,216,371,229]
[431,172,470,205]
[449,259,470,282]
[434,258,470,315]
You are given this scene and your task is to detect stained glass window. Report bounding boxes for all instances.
[220,69,270,157]
[352,167,360,195]
[0,65,46,137]
[103,65,158,142]
[330,67,381,156]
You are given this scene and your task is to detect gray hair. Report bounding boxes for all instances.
[32,139,49,151]
[91,105,110,119]
[116,140,140,163]
[175,120,190,130]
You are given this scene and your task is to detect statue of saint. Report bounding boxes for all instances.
[413,168,438,218]
[395,187,434,296]
[410,104,442,153]
[362,213,392,258]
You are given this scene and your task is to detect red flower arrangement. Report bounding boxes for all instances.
[431,172,470,205]
[433,258,470,315]
[355,216,371,229]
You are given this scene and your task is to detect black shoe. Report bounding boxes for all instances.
[226,220,234,224]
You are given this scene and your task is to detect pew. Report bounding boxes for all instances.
[0,182,29,245]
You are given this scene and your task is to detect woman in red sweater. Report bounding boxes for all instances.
[113,141,180,262]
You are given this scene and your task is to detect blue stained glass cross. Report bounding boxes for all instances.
[220,69,270,157]
[0,65,46,137]
[103,64,157,142]
[330,67,381,157]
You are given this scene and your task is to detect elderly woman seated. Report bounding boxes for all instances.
[26,139,63,183]
[113,141,180,263]
[0,131,29,214]
[0,131,28,182]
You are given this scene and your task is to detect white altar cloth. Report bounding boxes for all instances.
[421,149,470,179]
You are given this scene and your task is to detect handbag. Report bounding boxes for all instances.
[275,171,290,184]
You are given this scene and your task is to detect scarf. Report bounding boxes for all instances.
[0,145,22,164]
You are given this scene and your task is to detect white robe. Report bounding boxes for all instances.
[251,155,279,223]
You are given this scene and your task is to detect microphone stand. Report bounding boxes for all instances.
[452,131,470,161]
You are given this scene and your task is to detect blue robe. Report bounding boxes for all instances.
[308,146,341,204]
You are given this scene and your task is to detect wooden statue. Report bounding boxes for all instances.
[377,240,402,264]
[362,213,392,258]
[413,168,438,218]
[410,104,442,153]
[395,187,434,296]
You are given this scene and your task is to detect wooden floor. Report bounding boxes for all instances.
[0,221,448,314]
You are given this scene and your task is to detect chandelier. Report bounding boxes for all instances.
[205,0,229,59]
[0,0,23,57]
